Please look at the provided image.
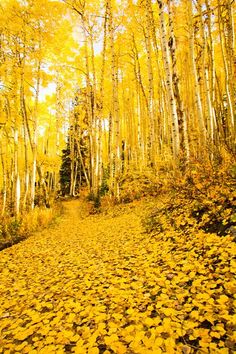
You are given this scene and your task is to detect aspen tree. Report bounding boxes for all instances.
[205,0,217,133]
[107,0,121,198]
[145,0,162,164]
[157,0,180,160]
[132,34,149,167]
[56,73,63,156]
[188,0,207,149]
[31,40,41,209]
[217,0,235,149]
[143,0,155,167]
[89,22,100,196]
[12,63,21,217]
[195,0,215,151]
[98,2,108,189]
[0,128,7,216]
[18,10,31,211]
[167,0,189,164]
[20,73,29,210]
[69,114,76,196]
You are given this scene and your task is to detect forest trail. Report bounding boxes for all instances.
[0,199,235,354]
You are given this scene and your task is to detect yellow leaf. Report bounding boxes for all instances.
[145,317,154,326]
[196,293,210,301]
[126,308,135,315]
[104,334,119,345]
[15,341,27,351]
[15,329,33,341]
[67,313,76,323]
[111,342,126,354]
[88,348,99,354]
[154,337,163,347]
[217,295,229,304]
[162,308,175,317]
[210,331,220,339]
[124,334,133,343]
[88,333,98,347]
[74,344,86,354]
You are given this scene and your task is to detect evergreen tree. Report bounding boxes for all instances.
[59,141,71,196]
[59,127,88,197]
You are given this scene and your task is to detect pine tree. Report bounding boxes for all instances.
[59,142,71,196]
[59,126,88,197]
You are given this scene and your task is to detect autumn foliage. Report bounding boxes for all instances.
[0,198,235,353]
[0,0,236,353]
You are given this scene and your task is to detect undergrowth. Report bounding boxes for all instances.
[0,202,63,251]
[143,161,236,238]
[119,170,160,203]
[98,156,236,240]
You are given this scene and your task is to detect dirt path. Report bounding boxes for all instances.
[0,199,235,354]
[0,199,149,354]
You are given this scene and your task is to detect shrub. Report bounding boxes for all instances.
[0,202,62,251]
[143,161,236,237]
[119,170,161,203]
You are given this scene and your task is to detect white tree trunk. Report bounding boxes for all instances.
[157,0,180,159]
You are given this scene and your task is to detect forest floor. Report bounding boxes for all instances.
[0,197,235,354]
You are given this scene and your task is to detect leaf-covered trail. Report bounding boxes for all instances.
[0,199,149,353]
[0,199,235,354]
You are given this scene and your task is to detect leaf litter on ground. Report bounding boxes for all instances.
[0,197,235,354]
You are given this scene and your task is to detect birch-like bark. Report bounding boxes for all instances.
[56,73,63,156]
[205,0,217,134]
[13,128,20,218]
[69,121,76,196]
[23,96,50,208]
[107,0,120,198]
[0,138,7,216]
[22,115,29,209]
[144,0,155,166]
[89,28,100,196]
[167,0,189,164]
[97,2,108,190]
[188,0,206,146]
[146,0,162,160]
[157,0,180,159]
[217,0,235,145]
[196,0,214,148]
[31,65,40,209]
[82,18,94,194]
[19,55,29,210]
[12,64,20,217]
[132,35,148,167]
